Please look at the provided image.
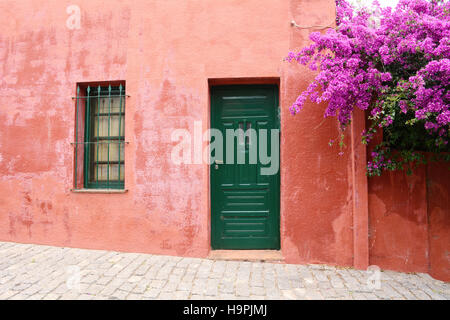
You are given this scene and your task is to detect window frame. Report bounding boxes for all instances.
[82,85,126,190]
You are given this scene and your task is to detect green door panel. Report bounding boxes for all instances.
[210,85,280,250]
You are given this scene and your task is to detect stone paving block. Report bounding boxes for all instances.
[218,293,236,299]
[143,288,160,299]
[205,279,220,296]
[103,265,124,277]
[76,293,94,300]
[321,288,343,299]
[178,280,193,291]
[118,281,136,293]
[132,281,149,294]
[21,284,41,296]
[235,283,250,297]
[11,282,32,291]
[381,282,403,299]
[277,277,291,290]
[330,278,345,289]
[81,274,100,284]
[162,281,178,293]
[168,274,182,283]
[304,290,324,300]
[250,286,265,296]
[421,285,446,300]
[356,291,374,300]
[393,286,419,300]
[248,295,266,300]
[312,272,328,283]
[110,290,128,300]
[128,275,143,283]
[334,288,353,299]
[172,268,186,276]
[96,276,113,286]
[158,292,175,300]
[134,263,151,276]
[59,292,81,300]
[292,288,307,299]
[219,281,234,294]
[182,274,195,283]
[86,284,104,295]
[361,292,378,300]
[0,290,18,299]
[9,294,30,300]
[126,293,143,300]
[42,293,61,300]
[53,284,71,295]
[150,279,166,289]
[412,290,432,300]
[191,282,205,295]
[281,289,297,300]
[318,281,332,289]
[174,290,190,299]
[250,279,264,287]
[25,293,47,300]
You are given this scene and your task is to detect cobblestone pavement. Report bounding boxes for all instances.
[0,242,448,300]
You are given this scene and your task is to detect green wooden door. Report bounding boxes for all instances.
[210,85,280,250]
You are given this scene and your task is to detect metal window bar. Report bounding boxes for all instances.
[96,86,100,185]
[118,84,123,183]
[73,84,127,190]
[107,85,111,188]
[84,86,91,188]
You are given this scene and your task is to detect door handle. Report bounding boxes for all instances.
[214,159,223,170]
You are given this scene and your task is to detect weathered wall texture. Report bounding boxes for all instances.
[0,0,448,280]
[427,162,450,281]
[281,0,354,268]
[368,161,449,281]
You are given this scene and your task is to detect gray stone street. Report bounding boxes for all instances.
[0,242,448,300]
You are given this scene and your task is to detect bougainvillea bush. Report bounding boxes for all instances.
[287,0,450,176]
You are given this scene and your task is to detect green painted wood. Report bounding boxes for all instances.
[83,86,91,188]
[74,86,80,189]
[84,85,125,189]
[211,85,280,250]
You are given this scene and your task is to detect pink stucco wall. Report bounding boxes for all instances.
[0,0,448,280]
[368,159,450,281]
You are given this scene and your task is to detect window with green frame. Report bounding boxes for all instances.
[80,85,125,189]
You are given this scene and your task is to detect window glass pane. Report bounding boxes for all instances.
[93,116,109,137]
[95,164,108,181]
[111,97,125,113]
[93,115,124,138]
[96,98,108,114]
[93,96,124,114]
[94,142,124,162]
[110,115,124,137]
[108,164,124,181]
[93,163,124,182]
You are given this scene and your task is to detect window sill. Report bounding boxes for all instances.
[71,189,128,194]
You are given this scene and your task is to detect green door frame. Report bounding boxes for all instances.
[210,84,280,250]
